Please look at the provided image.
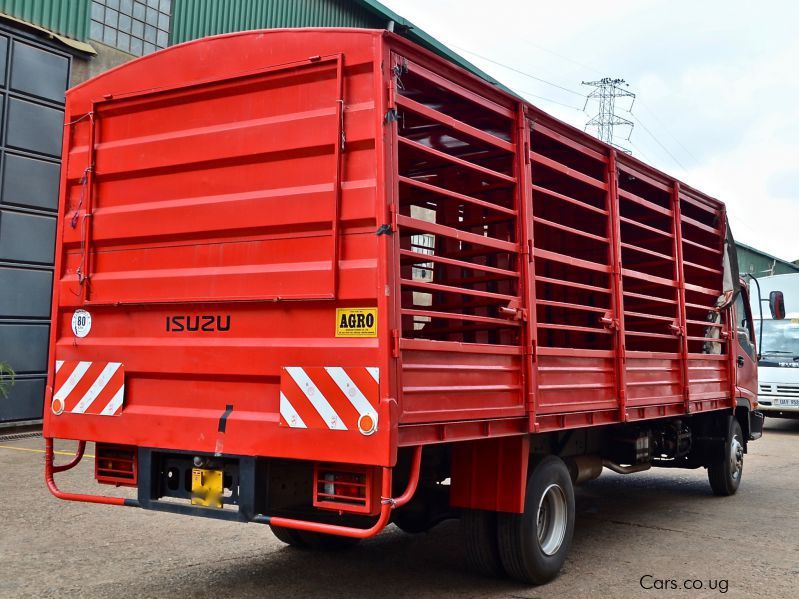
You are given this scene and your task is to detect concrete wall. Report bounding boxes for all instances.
[70,41,135,88]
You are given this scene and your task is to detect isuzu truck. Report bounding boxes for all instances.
[751,273,798,417]
[43,29,776,584]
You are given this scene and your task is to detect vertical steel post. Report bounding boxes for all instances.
[606,150,628,421]
[519,111,538,431]
[671,182,691,414]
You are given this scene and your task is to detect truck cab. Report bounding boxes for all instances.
[750,274,799,417]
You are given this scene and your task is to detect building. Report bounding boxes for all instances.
[0,0,503,425]
[736,242,799,277]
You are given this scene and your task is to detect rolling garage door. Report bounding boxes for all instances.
[0,23,69,424]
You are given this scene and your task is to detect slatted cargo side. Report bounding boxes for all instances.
[45,30,394,465]
[388,46,528,429]
[526,109,731,431]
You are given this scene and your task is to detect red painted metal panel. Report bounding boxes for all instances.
[46,29,394,467]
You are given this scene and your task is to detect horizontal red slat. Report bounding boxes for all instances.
[683,260,722,275]
[405,59,516,119]
[399,176,516,216]
[537,299,608,313]
[618,188,673,217]
[530,151,607,190]
[619,215,673,238]
[621,268,676,288]
[620,242,672,262]
[399,249,518,278]
[532,122,607,162]
[402,308,519,327]
[536,275,611,294]
[682,236,722,254]
[531,184,608,216]
[399,136,515,183]
[396,94,515,152]
[533,216,608,243]
[400,277,518,302]
[681,214,720,235]
[537,323,611,334]
[533,248,611,273]
[397,214,517,252]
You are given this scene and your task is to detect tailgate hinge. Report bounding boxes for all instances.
[391,329,400,358]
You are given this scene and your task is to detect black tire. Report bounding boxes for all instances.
[708,418,744,496]
[497,456,575,585]
[270,525,307,548]
[297,531,361,550]
[463,509,505,578]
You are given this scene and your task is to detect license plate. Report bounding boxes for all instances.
[191,468,224,508]
[775,398,799,407]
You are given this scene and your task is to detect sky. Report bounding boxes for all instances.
[380,0,799,261]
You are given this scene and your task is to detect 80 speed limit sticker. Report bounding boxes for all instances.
[71,310,92,338]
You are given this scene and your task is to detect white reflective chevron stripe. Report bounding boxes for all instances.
[55,360,64,373]
[99,386,125,416]
[366,367,379,383]
[54,361,91,401]
[325,367,378,419]
[285,367,347,430]
[71,362,122,414]
[280,391,307,428]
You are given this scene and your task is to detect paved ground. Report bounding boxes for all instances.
[2,418,798,599]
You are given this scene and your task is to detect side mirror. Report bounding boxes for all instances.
[769,291,786,320]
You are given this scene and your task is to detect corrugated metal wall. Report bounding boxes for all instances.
[170,0,384,44]
[737,244,799,277]
[0,22,70,424]
[0,0,90,41]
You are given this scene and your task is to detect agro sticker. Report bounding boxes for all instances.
[71,309,92,338]
[336,308,377,338]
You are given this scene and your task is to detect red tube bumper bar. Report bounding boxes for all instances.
[45,437,422,537]
[255,446,423,539]
[45,437,133,506]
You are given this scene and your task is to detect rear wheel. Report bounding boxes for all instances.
[270,525,307,548]
[463,509,505,577]
[708,418,744,496]
[497,456,575,584]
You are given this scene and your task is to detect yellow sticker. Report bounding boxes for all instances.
[336,308,378,337]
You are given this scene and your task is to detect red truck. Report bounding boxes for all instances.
[45,29,771,584]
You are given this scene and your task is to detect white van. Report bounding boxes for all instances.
[750,273,799,417]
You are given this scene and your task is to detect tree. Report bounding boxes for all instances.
[0,361,15,399]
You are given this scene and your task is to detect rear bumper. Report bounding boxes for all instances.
[45,438,421,539]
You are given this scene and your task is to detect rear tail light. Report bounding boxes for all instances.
[95,443,137,487]
[313,462,381,515]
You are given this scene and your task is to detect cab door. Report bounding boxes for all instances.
[734,288,758,404]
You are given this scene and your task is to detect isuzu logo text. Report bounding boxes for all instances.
[165,315,231,332]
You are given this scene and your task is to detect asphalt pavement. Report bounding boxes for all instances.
[2,418,798,598]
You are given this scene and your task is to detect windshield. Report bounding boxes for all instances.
[755,319,799,358]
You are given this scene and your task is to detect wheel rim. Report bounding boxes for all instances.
[729,433,744,481]
[536,483,568,556]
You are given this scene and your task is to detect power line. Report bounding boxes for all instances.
[521,39,604,77]
[628,139,655,165]
[514,88,585,111]
[451,45,586,97]
[626,111,688,173]
[636,100,700,166]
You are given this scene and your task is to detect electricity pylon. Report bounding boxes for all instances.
[582,78,635,152]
